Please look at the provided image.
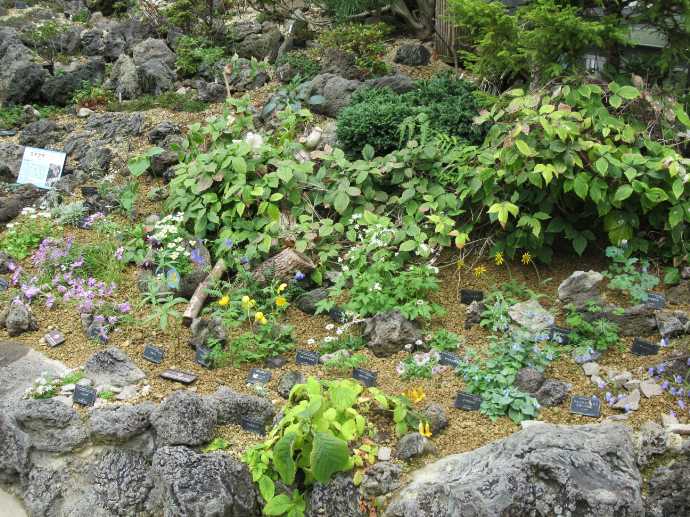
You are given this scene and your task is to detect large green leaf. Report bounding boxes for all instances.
[334,191,349,214]
[613,185,633,202]
[573,173,589,199]
[617,86,640,100]
[515,139,536,157]
[309,432,350,483]
[263,494,293,516]
[273,433,297,484]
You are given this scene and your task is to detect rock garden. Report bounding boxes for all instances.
[1,1,690,516]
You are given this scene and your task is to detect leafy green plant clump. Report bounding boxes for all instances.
[565,304,620,355]
[318,22,391,77]
[275,51,321,82]
[337,72,485,155]
[604,245,659,304]
[438,82,690,262]
[1,211,57,260]
[175,35,226,77]
[244,377,424,517]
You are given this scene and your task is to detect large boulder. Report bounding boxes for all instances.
[90,449,153,515]
[667,280,690,305]
[0,300,38,336]
[645,441,690,516]
[41,57,106,106]
[584,304,657,336]
[12,398,89,453]
[394,43,431,66]
[83,347,146,388]
[298,73,362,118]
[105,53,141,99]
[0,37,47,105]
[150,446,261,516]
[19,119,66,147]
[235,27,282,62]
[0,412,31,483]
[224,57,270,92]
[89,403,155,443]
[508,299,554,333]
[0,185,43,224]
[363,311,421,357]
[150,390,217,446]
[308,472,365,517]
[363,74,416,94]
[384,423,644,517]
[132,38,176,68]
[130,38,176,95]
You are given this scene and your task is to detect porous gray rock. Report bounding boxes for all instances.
[89,403,155,443]
[320,47,360,79]
[394,43,431,66]
[13,398,88,453]
[150,390,217,446]
[189,316,227,350]
[655,309,690,337]
[667,280,690,305]
[277,371,305,399]
[363,310,421,358]
[133,38,175,68]
[635,421,667,466]
[584,303,657,336]
[0,142,25,181]
[0,413,30,483]
[85,111,145,139]
[465,300,485,328]
[63,132,113,174]
[508,299,554,333]
[557,270,604,307]
[106,54,141,99]
[421,403,448,434]
[363,73,416,94]
[396,432,437,461]
[361,462,402,498]
[84,347,145,388]
[148,121,180,144]
[235,28,282,62]
[224,57,270,92]
[385,423,644,517]
[19,119,66,147]
[295,287,328,315]
[298,73,362,118]
[0,36,47,105]
[0,300,38,336]
[150,446,261,516]
[90,448,153,515]
[534,379,570,407]
[308,472,365,517]
[645,441,690,517]
[514,367,545,393]
[209,386,275,427]
[41,58,106,106]
[196,80,227,102]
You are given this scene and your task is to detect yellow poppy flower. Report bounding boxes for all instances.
[473,265,487,278]
[418,421,433,438]
[521,252,532,265]
[254,311,268,325]
[494,252,504,266]
[241,295,255,309]
[275,296,288,308]
[404,388,426,404]
[277,283,287,293]
[218,295,230,307]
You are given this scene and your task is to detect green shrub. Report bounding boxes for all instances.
[436,81,690,262]
[163,0,236,41]
[0,106,23,130]
[275,51,321,81]
[175,36,226,78]
[337,72,485,155]
[318,22,391,77]
[72,81,115,108]
[448,0,610,88]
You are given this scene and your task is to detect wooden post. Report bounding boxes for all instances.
[434,0,457,64]
[182,259,227,327]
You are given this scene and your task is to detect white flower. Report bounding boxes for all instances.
[415,339,423,346]
[307,338,315,345]
[324,336,335,343]
[336,327,343,335]
[6,223,15,229]
[244,131,264,151]
[373,283,382,291]
[171,252,179,260]
[325,324,335,331]
[416,299,424,306]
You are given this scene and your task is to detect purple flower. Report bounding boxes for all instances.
[624,404,632,413]
[294,271,305,281]
[648,367,655,377]
[22,285,40,300]
[71,256,84,269]
[223,239,234,249]
[678,400,686,410]
[660,337,669,347]
[657,364,666,374]
[675,375,684,384]
[107,316,118,325]
[45,295,55,309]
[117,303,131,314]
[396,363,405,375]
[597,381,606,389]
[661,380,670,391]
[605,392,614,404]
[190,247,205,266]
[114,247,124,260]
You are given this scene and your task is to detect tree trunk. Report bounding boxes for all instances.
[182,259,227,326]
[252,248,316,284]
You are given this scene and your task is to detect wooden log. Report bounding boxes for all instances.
[252,248,315,284]
[182,259,227,327]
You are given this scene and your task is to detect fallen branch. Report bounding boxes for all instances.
[182,259,227,327]
[252,248,316,284]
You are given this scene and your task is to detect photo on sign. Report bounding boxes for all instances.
[17,147,67,190]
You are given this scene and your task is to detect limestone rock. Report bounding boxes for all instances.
[363,311,421,357]
[508,299,554,333]
[667,280,690,305]
[655,309,690,337]
[298,73,362,118]
[645,441,690,516]
[384,423,644,517]
[582,362,600,376]
[640,379,663,398]
[635,421,667,466]
[150,390,217,446]
[557,270,603,307]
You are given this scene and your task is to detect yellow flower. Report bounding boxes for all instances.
[275,296,288,308]
[418,421,433,438]
[277,283,287,293]
[218,295,230,307]
[494,252,504,266]
[521,252,532,265]
[473,265,487,278]
[404,388,426,404]
[241,296,256,309]
[456,258,465,270]
[254,311,268,325]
